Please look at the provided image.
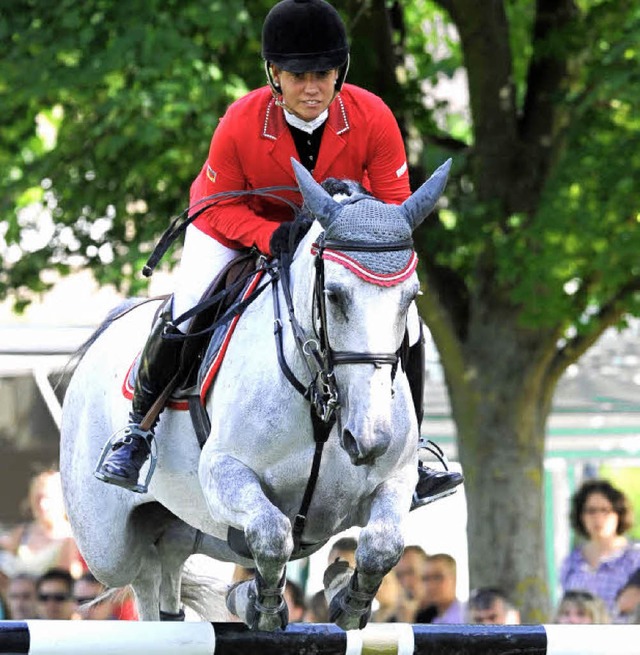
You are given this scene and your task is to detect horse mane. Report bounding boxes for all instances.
[320,177,372,203]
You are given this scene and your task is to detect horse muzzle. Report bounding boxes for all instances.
[342,427,391,466]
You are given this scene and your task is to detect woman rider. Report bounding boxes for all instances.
[95,0,463,508]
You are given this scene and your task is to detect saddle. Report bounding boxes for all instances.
[123,251,265,443]
[176,251,265,445]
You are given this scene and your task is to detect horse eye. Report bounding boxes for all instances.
[325,290,339,304]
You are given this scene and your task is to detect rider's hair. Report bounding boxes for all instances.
[569,478,633,539]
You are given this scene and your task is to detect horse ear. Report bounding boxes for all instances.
[291,158,342,228]
[401,158,452,231]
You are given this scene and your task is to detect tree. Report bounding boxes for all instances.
[361,0,640,620]
[2,0,639,621]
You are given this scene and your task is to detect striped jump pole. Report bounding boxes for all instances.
[1,621,639,655]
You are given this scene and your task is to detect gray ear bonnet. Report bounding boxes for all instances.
[292,158,452,276]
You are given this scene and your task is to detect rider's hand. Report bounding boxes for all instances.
[269,215,314,258]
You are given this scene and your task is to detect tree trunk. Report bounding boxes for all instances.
[457,383,549,621]
[441,303,558,622]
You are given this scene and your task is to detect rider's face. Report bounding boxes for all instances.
[272,66,339,121]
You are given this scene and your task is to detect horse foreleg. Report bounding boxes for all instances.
[200,454,292,631]
[326,478,410,630]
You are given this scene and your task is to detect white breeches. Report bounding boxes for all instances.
[172,225,243,331]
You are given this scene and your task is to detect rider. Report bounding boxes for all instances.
[95,0,463,506]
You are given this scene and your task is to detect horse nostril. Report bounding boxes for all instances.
[342,429,359,460]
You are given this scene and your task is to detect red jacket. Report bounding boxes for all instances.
[190,84,410,255]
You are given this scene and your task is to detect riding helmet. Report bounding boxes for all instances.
[261,0,350,75]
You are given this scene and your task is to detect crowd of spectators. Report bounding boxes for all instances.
[280,477,640,626]
[1,472,639,624]
[0,470,137,621]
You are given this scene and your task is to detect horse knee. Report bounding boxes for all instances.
[245,511,293,565]
[357,526,403,574]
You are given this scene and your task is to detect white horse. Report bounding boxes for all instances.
[60,158,451,631]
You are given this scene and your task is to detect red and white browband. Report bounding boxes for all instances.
[311,244,418,287]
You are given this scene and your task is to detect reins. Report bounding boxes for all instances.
[141,185,300,277]
[272,231,414,551]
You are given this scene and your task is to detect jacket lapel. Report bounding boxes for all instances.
[261,99,298,181]
[313,95,350,182]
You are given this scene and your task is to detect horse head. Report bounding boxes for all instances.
[291,158,452,466]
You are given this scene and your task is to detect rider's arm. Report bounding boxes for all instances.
[190,114,287,256]
[363,97,411,204]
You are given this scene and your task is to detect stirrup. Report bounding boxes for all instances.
[418,437,452,471]
[94,426,158,494]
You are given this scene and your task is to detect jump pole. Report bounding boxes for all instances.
[1,621,639,655]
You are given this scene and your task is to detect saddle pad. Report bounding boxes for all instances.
[121,269,265,410]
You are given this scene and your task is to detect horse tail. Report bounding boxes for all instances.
[180,562,234,622]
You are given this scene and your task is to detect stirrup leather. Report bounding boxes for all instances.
[94,425,158,494]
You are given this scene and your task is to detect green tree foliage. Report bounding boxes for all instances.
[2,0,640,620]
[1,0,273,308]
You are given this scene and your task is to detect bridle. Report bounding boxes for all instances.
[271,230,414,551]
[273,232,414,424]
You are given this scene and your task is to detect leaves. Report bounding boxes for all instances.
[2,0,639,343]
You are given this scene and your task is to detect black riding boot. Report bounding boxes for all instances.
[95,299,184,493]
[407,321,464,510]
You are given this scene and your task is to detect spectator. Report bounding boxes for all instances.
[0,470,84,579]
[283,579,306,622]
[36,568,76,620]
[393,545,433,622]
[554,589,610,624]
[371,570,404,623]
[327,537,357,569]
[559,478,640,615]
[5,574,38,620]
[615,568,640,623]
[73,572,121,620]
[304,589,329,623]
[423,553,464,624]
[466,587,521,625]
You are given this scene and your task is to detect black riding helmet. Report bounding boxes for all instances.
[262,0,350,93]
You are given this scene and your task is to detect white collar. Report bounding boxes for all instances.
[284,108,329,134]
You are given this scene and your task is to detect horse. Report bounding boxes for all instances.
[59,157,452,631]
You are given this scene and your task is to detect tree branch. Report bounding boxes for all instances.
[516,0,579,207]
[548,276,640,382]
[433,0,519,205]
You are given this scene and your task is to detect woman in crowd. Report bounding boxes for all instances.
[554,589,610,624]
[559,478,640,617]
[0,471,84,579]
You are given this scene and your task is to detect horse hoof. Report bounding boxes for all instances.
[226,579,289,632]
[329,590,372,631]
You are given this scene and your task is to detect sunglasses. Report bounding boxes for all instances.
[38,592,71,603]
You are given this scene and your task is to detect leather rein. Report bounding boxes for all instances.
[271,232,414,550]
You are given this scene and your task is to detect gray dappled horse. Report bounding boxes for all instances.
[60,158,452,631]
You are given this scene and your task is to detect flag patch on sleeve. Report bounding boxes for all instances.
[206,165,217,184]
